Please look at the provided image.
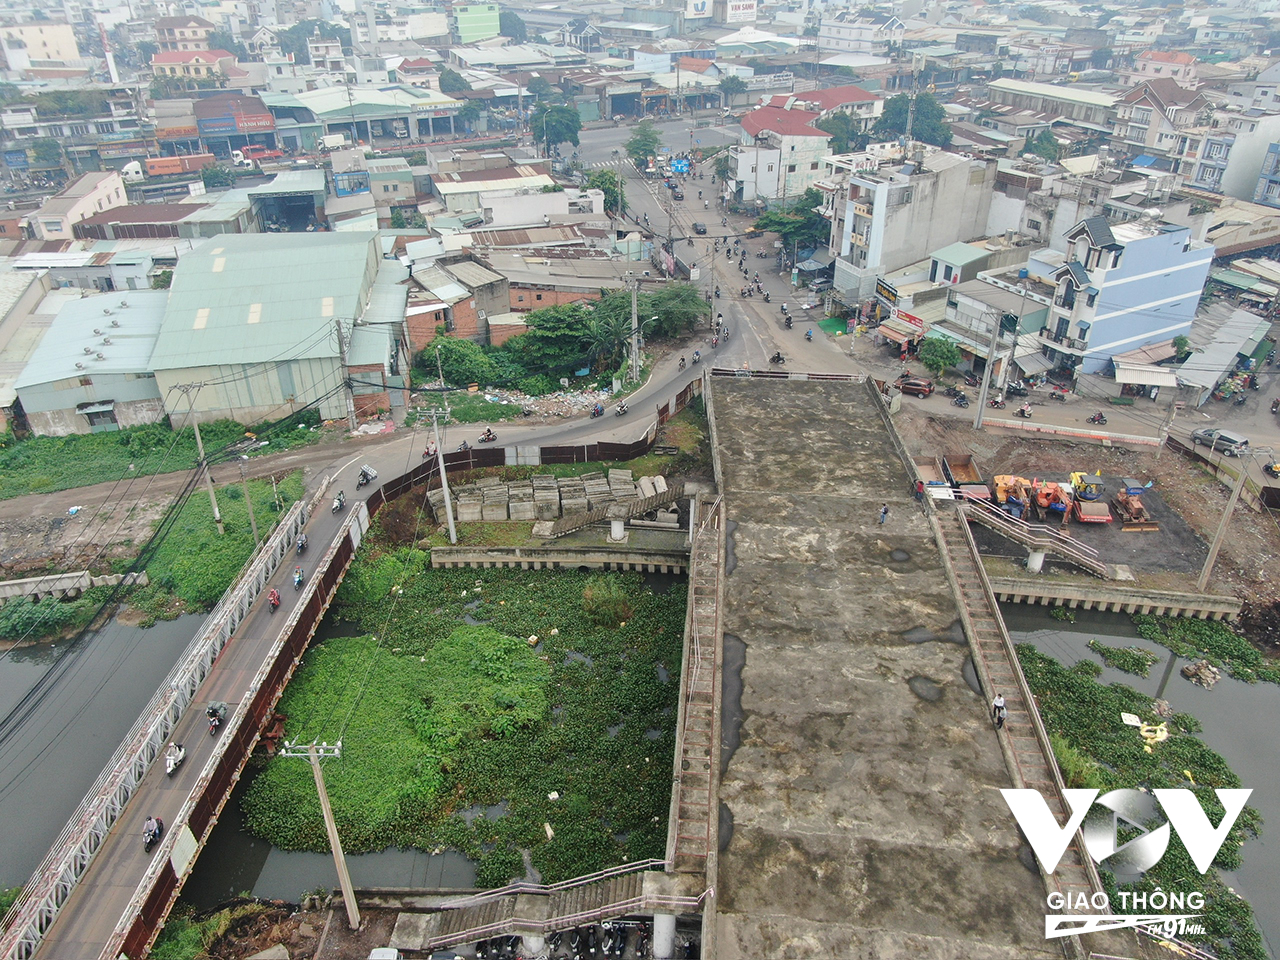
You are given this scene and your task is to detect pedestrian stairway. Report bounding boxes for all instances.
[671,497,722,871]
[937,509,1100,908]
[959,497,1113,578]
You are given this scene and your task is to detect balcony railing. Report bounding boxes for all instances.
[1054,295,1075,308]
[1039,328,1088,352]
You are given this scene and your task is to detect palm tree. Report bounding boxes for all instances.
[585,312,630,373]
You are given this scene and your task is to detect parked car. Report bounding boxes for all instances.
[673,189,685,200]
[809,278,833,292]
[895,376,935,397]
[1191,427,1250,456]
[693,222,707,234]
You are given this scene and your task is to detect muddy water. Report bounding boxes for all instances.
[0,614,203,888]
[1002,605,1280,958]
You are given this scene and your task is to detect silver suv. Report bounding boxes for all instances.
[1191,427,1250,456]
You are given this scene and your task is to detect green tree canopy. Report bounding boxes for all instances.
[1027,128,1060,161]
[500,304,593,372]
[208,29,249,59]
[499,9,528,42]
[439,67,471,94]
[531,102,582,150]
[276,19,350,64]
[201,165,237,189]
[457,100,482,124]
[871,92,952,147]
[527,75,553,99]
[428,336,497,386]
[586,169,624,215]
[1090,47,1112,68]
[1017,4,1053,22]
[718,75,747,108]
[626,120,661,163]
[389,209,407,229]
[816,112,867,154]
[752,188,830,250]
[32,90,108,117]
[916,336,962,378]
[30,138,62,167]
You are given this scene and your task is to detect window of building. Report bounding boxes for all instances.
[943,265,953,281]
[1086,292,1096,307]
[79,376,92,387]
[810,161,819,170]
[788,164,796,173]
[536,294,542,300]
[1027,218,1042,230]
[767,164,774,172]
[383,184,390,192]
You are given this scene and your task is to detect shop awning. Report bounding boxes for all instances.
[880,325,912,344]
[1113,360,1179,388]
[1015,352,1052,375]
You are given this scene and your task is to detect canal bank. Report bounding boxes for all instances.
[1003,604,1280,959]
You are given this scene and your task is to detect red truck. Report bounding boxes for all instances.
[144,153,216,177]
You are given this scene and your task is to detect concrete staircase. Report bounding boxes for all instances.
[958,497,1113,579]
[938,510,1101,909]
[670,497,722,871]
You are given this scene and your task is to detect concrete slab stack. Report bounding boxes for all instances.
[533,475,563,520]
[609,468,638,502]
[481,483,509,521]
[508,482,536,521]
[559,476,589,516]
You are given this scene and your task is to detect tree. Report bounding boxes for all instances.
[500,304,593,372]
[917,336,962,378]
[201,165,237,189]
[439,67,471,94]
[527,75,553,99]
[642,283,710,335]
[208,30,249,59]
[151,270,173,290]
[626,120,661,164]
[713,151,732,181]
[586,169,624,215]
[457,100,482,126]
[530,103,581,151]
[1090,47,1113,69]
[426,336,497,387]
[1172,335,1191,360]
[816,112,868,154]
[872,92,951,147]
[752,188,830,250]
[276,19,351,64]
[1017,4,1053,22]
[583,310,631,373]
[389,209,407,229]
[499,10,528,43]
[134,39,158,66]
[1027,128,1060,161]
[31,138,62,167]
[718,75,747,110]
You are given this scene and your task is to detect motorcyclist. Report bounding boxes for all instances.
[293,566,304,585]
[334,490,345,508]
[268,587,280,607]
[144,816,159,840]
[297,533,307,551]
[679,356,686,370]
[692,350,701,363]
[457,439,470,451]
[481,427,496,442]
[593,402,604,417]
[805,329,813,341]
[771,352,784,363]
[616,401,628,415]
[165,742,183,763]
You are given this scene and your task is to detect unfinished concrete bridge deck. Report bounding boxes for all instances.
[707,375,1092,959]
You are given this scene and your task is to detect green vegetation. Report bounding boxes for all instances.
[718,75,747,109]
[626,121,661,164]
[144,473,304,611]
[1017,643,1265,959]
[151,902,282,960]
[242,565,686,884]
[0,885,21,915]
[0,410,320,500]
[1048,605,1076,622]
[415,283,708,389]
[872,92,951,147]
[275,18,351,64]
[439,67,471,94]
[1026,128,1060,161]
[586,168,624,216]
[499,9,528,43]
[530,103,582,152]
[151,269,173,290]
[916,336,962,378]
[752,188,830,249]
[201,165,238,190]
[0,586,112,642]
[816,112,867,154]
[1131,614,1280,684]
[30,138,62,168]
[528,75,553,99]
[1086,639,1160,676]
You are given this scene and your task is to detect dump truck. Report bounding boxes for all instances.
[914,456,947,487]
[1112,478,1159,531]
[1070,471,1105,502]
[943,454,989,500]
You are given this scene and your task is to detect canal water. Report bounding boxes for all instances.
[1002,605,1280,959]
[0,614,202,889]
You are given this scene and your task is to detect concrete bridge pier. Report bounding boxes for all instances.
[521,934,546,956]
[1026,549,1046,574]
[652,913,677,959]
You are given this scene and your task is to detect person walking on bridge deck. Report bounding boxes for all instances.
[992,693,1007,729]
[878,503,889,524]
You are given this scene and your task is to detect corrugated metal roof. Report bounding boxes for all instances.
[932,242,990,267]
[348,261,407,367]
[150,233,378,371]
[444,260,503,289]
[411,264,469,303]
[247,170,327,196]
[16,290,168,389]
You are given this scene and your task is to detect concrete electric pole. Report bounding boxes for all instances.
[277,741,361,931]
[176,383,223,535]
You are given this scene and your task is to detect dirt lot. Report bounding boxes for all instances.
[0,495,175,578]
[892,409,1280,644]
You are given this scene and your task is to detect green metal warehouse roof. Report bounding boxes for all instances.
[931,242,991,267]
[149,232,379,371]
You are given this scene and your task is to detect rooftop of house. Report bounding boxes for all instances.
[741,105,829,139]
[154,15,215,30]
[764,84,879,112]
[152,49,234,65]
[1138,50,1196,65]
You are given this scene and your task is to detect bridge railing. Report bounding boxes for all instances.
[438,859,672,909]
[103,499,367,960]
[0,500,308,960]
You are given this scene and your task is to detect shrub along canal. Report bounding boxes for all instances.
[185,546,687,904]
[1002,605,1280,960]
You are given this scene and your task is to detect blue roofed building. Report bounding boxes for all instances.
[1032,215,1213,376]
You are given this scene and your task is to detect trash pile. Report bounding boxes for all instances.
[478,386,618,418]
[1180,659,1222,688]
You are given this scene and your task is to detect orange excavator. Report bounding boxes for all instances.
[1031,479,1074,521]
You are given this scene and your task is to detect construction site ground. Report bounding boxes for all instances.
[893,408,1280,643]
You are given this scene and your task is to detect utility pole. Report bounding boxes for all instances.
[334,318,357,430]
[630,276,640,382]
[972,306,1003,430]
[278,741,360,931]
[430,410,457,544]
[178,383,223,535]
[1196,451,1261,592]
[238,458,260,546]
[904,53,924,144]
